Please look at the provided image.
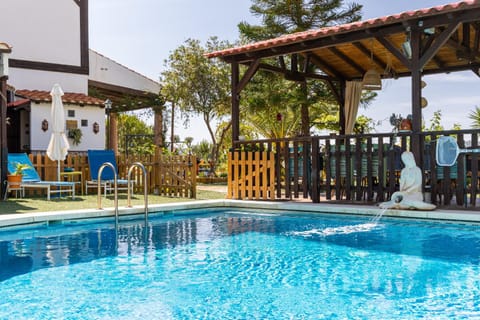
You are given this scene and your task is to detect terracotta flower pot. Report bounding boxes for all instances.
[399,119,412,131]
[7,174,22,188]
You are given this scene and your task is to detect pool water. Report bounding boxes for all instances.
[0,210,479,319]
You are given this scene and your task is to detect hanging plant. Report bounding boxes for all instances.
[68,128,83,145]
[389,113,412,132]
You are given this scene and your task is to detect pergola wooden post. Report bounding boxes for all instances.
[153,105,164,193]
[153,106,164,147]
[0,43,11,199]
[0,76,8,198]
[109,112,118,155]
[339,80,346,135]
[231,62,239,143]
[410,27,423,165]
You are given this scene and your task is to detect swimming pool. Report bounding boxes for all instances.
[0,209,479,319]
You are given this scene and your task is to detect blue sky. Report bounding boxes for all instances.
[89,0,479,141]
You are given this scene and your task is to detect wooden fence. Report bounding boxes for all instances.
[227,151,275,200]
[26,152,196,198]
[230,129,480,209]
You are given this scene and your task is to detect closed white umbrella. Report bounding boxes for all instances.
[46,84,70,181]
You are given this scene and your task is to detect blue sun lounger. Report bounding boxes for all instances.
[6,153,75,200]
[86,150,132,196]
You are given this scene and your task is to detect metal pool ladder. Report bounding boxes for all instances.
[96,162,148,231]
[127,162,149,226]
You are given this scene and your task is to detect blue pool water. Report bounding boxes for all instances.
[0,209,479,319]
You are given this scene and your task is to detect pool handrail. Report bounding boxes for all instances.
[97,162,119,230]
[127,162,148,226]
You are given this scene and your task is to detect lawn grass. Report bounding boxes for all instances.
[0,189,226,215]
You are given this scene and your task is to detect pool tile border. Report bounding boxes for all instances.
[0,200,479,229]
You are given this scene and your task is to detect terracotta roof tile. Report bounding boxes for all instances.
[207,0,480,59]
[7,98,30,108]
[15,89,105,107]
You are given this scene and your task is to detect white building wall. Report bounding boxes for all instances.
[10,69,88,94]
[89,50,160,94]
[30,102,105,152]
[0,0,81,66]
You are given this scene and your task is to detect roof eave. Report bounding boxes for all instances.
[206,0,480,61]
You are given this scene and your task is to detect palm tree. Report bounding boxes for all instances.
[468,106,480,128]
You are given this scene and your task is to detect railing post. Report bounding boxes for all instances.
[311,138,320,203]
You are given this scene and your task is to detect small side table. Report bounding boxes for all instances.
[4,181,24,200]
[61,171,84,195]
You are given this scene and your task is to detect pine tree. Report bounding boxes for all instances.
[239,0,362,42]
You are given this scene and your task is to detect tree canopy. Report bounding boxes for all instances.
[238,0,365,137]
[116,113,155,156]
[239,0,362,41]
[160,37,232,175]
[469,106,480,129]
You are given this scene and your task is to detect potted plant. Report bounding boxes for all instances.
[7,162,31,188]
[68,128,83,146]
[399,114,413,131]
[389,113,412,132]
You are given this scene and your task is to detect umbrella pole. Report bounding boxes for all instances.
[58,160,60,182]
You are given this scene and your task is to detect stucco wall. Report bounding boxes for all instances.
[0,0,80,66]
[9,69,88,94]
[1,0,88,94]
[30,102,105,152]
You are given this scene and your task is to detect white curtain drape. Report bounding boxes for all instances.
[344,80,363,134]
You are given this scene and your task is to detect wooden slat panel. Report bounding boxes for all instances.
[25,152,196,199]
[227,151,276,200]
[247,151,254,199]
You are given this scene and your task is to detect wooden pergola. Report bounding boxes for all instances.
[88,80,164,155]
[207,0,480,164]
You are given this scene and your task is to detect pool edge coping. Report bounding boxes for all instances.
[0,199,479,229]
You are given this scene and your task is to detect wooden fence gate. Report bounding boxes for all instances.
[227,151,275,200]
[148,154,196,198]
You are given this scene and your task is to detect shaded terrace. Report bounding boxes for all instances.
[207,1,480,209]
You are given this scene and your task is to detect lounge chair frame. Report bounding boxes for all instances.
[6,153,75,200]
[85,150,133,196]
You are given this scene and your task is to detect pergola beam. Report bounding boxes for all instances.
[236,59,260,94]
[328,47,366,75]
[309,55,346,80]
[352,41,389,74]
[375,36,411,69]
[245,62,332,81]
[419,20,461,68]
[445,36,480,60]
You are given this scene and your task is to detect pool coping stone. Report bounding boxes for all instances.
[0,199,479,229]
